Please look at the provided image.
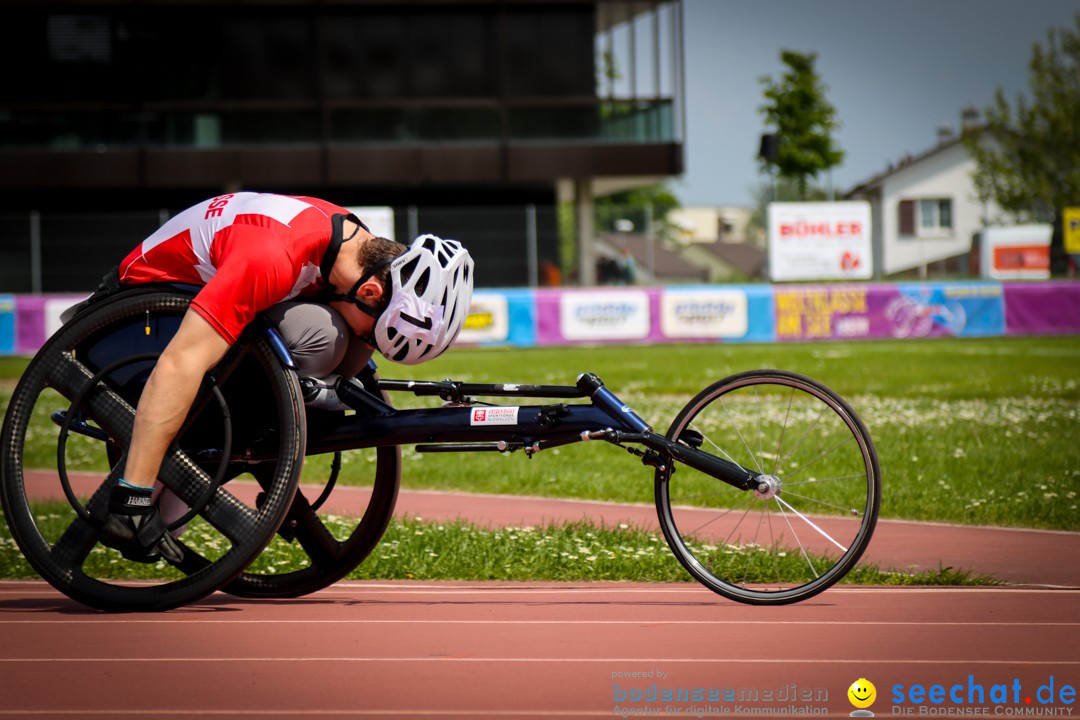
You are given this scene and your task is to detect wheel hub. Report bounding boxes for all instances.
[753,474,782,500]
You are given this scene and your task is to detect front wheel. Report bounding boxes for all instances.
[655,370,880,605]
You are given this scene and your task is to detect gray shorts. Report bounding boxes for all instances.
[261,301,373,379]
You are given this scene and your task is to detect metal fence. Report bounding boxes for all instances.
[0,205,566,294]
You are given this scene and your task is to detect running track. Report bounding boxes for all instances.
[3,475,1079,718]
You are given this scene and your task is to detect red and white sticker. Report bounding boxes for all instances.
[470,407,519,426]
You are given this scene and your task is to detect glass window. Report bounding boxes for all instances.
[938,199,953,229]
[506,8,595,96]
[323,10,494,99]
[916,198,953,235]
[219,15,316,100]
[919,200,937,229]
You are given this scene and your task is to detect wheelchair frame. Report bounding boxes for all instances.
[1,288,881,611]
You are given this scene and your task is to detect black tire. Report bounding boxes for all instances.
[0,290,305,612]
[223,378,400,598]
[655,370,880,605]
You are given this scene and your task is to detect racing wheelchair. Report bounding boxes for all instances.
[1,286,881,611]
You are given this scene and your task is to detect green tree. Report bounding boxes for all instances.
[595,183,681,242]
[964,13,1080,273]
[758,50,845,200]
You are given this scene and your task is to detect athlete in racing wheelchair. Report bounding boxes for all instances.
[2,193,880,611]
[1,192,473,610]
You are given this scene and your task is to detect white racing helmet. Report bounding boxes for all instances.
[372,234,474,365]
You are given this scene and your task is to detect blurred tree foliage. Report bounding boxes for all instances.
[965,13,1080,273]
[595,183,681,241]
[758,50,845,201]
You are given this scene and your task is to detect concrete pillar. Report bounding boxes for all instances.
[575,178,595,286]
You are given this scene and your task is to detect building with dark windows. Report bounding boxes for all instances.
[0,0,684,292]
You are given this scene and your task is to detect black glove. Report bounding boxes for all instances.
[99,483,185,565]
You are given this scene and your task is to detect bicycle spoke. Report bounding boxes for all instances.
[776,498,820,580]
[775,496,848,553]
[772,387,796,475]
[718,399,763,474]
[784,473,866,487]
[741,506,766,585]
[682,494,757,538]
[721,502,757,549]
[754,386,764,471]
[782,434,857,482]
[774,403,829,473]
[781,489,864,517]
[699,431,749,474]
[669,486,746,504]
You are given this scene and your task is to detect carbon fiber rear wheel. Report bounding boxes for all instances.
[1,290,305,611]
[223,376,400,599]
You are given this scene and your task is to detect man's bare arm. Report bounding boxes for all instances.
[122,310,230,487]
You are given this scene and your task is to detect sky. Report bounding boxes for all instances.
[675,0,1080,208]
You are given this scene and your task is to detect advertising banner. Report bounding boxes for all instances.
[45,297,82,340]
[1065,207,1080,255]
[659,286,774,342]
[15,295,47,355]
[460,292,509,344]
[978,225,1051,279]
[768,202,873,281]
[0,295,14,355]
[557,289,651,342]
[15,294,85,355]
[775,284,1004,341]
[2,283,1077,356]
[1004,282,1080,335]
[459,290,537,347]
[775,285,878,341]
[891,284,1005,338]
[660,288,747,338]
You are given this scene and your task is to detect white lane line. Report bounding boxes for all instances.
[1,584,1078,596]
[1,657,1077,665]
[0,619,1077,627]
[310,586,1080,594]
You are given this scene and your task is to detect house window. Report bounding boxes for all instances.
[919,199,952,232]
[898,198,953,238]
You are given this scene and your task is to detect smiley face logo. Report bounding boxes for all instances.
[847,678,877,709]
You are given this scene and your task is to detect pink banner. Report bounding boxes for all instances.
[1004,282,1080,335]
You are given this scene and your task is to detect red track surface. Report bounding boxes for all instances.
[1,582,1078,719]
[5,472,1080,718]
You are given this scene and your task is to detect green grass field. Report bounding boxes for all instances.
[0,502,992,586]
[2,335,1078,532]
[340,336,1080,531]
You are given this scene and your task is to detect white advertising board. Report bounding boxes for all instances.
[348,206,395,242]
[559,291,650,341]
[458,293,510,343]
[45,297,86,339]
[978,225,1052,280]
[768,201,872,281]
[660,289,748,339]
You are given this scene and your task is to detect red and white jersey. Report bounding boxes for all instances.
[120,192,350,343]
